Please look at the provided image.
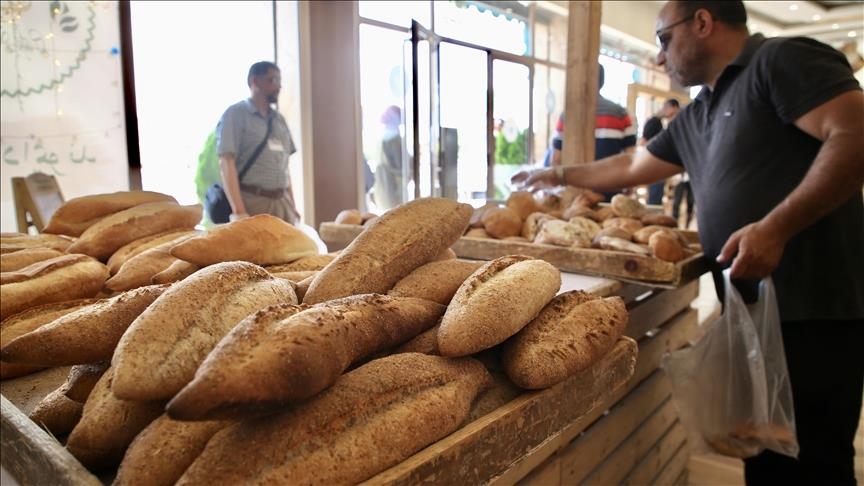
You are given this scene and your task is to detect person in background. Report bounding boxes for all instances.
[512,2,864,484]
[546,65,638,200]
[216,61,301,224]
[372,105,405,211]
[542,113,564,167]
[640,98,681,206]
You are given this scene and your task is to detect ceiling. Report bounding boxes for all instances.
[743,0,863,47]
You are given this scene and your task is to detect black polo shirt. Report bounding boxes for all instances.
[648,34,864,322]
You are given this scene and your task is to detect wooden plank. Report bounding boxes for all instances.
[626,279,699,340]
[489,309,698,485]
[651,441,691,486]
[576,400,681,485]
[687,454,745,486]
[622,421,688,485]
[519,454,560,486]
[11,173,64,233]
[563,1,601,165]
[1,395,100,486]
[364,338,637,485]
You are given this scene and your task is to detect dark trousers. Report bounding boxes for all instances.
[672,180,694,228]
[647,180,665,205]
[744,319,864,486]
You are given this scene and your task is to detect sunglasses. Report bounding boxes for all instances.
[655,15,694,52]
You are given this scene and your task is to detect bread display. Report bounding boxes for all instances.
[106,229,200,275]
[111,261,297,401]
[105,234,197,292]
[0,232,75,254]
[438,255,561,357]
[169,214,318,266]
[263,253,336,273]
[0,254,109,321]
[175,353,491,485]
[303,197,472,304]
[43,190,178,237]
[387,259,484,305]
[167,294,446,421]
[0,247,65,272]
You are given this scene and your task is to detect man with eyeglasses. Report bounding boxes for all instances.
[215,61,301,224]
[512,2,863,484]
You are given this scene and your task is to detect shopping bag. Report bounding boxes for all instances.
[661,269,799,459]
[204,183,231,224]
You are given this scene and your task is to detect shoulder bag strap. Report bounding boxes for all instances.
[237,114,274,182]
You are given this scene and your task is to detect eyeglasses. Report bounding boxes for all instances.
[655,15,694,52]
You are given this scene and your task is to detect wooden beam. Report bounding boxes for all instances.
[563,1,601,166]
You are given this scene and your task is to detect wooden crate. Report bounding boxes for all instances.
[319,223,707,288]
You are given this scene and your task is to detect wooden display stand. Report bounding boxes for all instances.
[11,172,64,233]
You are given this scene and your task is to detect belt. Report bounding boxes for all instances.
[240,184,286,199]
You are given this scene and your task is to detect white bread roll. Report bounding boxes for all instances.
[0,254,109,321]
[502,291,629,389]
[43,191,177,237]
[438,255,561,357]
[111,261,297,401]
[303,197,472,304]
[170,214,318,266]
[0,247,65,272]
[176,353,491,485]
[66,202,202,260]
[167,294,446,421]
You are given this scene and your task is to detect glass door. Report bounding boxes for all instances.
[408,20,440,200]
[491,58,532,201]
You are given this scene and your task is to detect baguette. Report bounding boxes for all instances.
[170,214,318,266]
[43,190,177,236]
[107,229,200,274]
[1,285,168,366]
[29,386,84,436]
[303,197,472,304]
[438,255,560,357]
[502,291,629,389]
[150,259,198,285]
[394,323,440,355]
[111,261,298,401]
[66,202,202,260]
[167,294,446,421]
[263,253,336,273]
[387,259,483,305]
[0,232,75,254]
[176,353,491,485]
[0,254,109,321]
[113,415,229,486]
[66,367,165,472]
[0,247,65,272]
[105,234,196,292]
[65,361,110,403]
[0,299,100,379]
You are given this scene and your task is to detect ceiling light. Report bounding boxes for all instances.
[849,31,858,38]
[812,15,821,21]
[832,23,840,29]
[789,4,799,11]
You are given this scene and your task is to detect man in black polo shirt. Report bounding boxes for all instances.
[512,1,863,484]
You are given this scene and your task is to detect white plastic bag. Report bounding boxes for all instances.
[661,269,799,458]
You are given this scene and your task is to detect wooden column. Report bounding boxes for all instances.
[563,2,602,166]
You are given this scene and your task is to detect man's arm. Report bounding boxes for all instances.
[718,89,864,278]
[218,153,248,218]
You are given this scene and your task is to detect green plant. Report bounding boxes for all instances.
[495,129,527,165]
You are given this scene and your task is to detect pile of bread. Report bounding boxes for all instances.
[464,187,702,263]
[1,195,635,485]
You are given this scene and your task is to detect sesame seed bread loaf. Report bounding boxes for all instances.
[303,197,472,304]
[43,190,177,237]
[438,255,561,357]
[111,261,297,401]
[175,353,491,485]
[387,259,484,305]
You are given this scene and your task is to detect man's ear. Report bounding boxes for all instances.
[693,8,715,39]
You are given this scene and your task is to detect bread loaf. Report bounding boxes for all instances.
[0,299,100,379]
[502,291,629,389]
[521,212,557,241]
[0,232,75,254]
[303,197,472,304]
[394,324,440,355]
[107,229,199,274]
[150,259,198,285]
[649,232,686,262]
[641,212,678,227]
[105,234,196,292]
[334,209,363,225]
[167,294,445,420]
[113,414,229,486]
[175,353,491,485]
[611,194,646,219]
[111,261,297,401]
[170,214,318,266]
[438,255,561,357]
[633,225,677,244]
[506,191,541,220]
[66,367,165,471]
[482,207,522,239]
[263,253,336,273]
[66,202,202,260]
[595,235,652,256]
[64,361,110,403]
[43,190,177,236]
[0,248,65,272]
[29,386,84,436]
[0,254,109,321]
[387,259,483,305]
[1,285,167,366]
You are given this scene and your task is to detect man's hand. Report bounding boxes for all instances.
[510,167,561,191]
[716,221,787,279]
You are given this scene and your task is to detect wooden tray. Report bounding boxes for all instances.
[319,223,707,288]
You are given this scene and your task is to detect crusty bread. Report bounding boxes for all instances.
[1,284,167,366]
[387,259,483,305]
[43,191,177,237]
[0,254,109,321]
[105,234,196,292]
[111,261,297,401]
[438,255,560,357]
[506,191,541,220]
[66,367,165,472]
[0,299,100,380]
[266,269,317,283]
[602,217,643,234]
[641,212,678,227]
[633,225,676,244]
[522,212,558,241]
[114,415,229,486]
[533,219,592,248]
[394,324,440,355]
[66,202,202,260]
[649,232,685,262]
[263,254,336,273]
[170,214,318,267]
[502,291,629,389]
[175,353,491,485]
[611,194,646,219]
[293,274,314,302]
[0,232,75,254]
[64,361,110,403]
[432,247,457,262]
[150,259,198,285]
[29,386,84,436]
[107,230,200,275]
[334,209,363,225]
[595,235,652,256]
[0,248,65,272]
[167,294,446,421]
[303,197,472,304]
[482,206,522,239]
